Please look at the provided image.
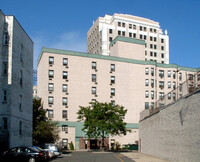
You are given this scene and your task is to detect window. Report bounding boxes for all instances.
[151,79,154,88]
[154,29,157,33]
[49,70,54,78]
[19,121,22,135]
[129,24,132,29]
[122,23,125,27]
[197,74,200,81]
[150,52,153,56]
[168,70,171,77]
[144,27,147,31]
[161,61,164,64]
[145,79,149,86]
[118,31,121,35]
[3,90,7,102]
[62,97,68,105]
[140,26,142,31]
[161,46,164,50]
[118,22,121,27]
[111,76,115,84]
[159,70,164,78]
[63,71,68,79]
[179,73,182,81]
[62,110,67,118]
[3,62,7,75]
[154,52,157,57]
[145,68,149,75]
[109,29,113,34]
[62,139,68,146]
[133,25,136,30]
[48,83,54,91]
[150,44,153,49]
[168,93,171,99]
[173,82,176,90]
[109,37,112,42]
[48,96,53,104]
[49,57,54,65]
[145,51,147,56]
[4,33,9,45]
[122,31,125,36]
[48,110,53,118]
[92,74,96,82]
[151,68,154,76]
[154,45,157,49]
[179,84,182,92]
[62,125,68,132]
[154,37,157,42]
[173,71,176,79]
[168,81,171,88]
[161,53,164,58]
[92,87,96,95]
[161,38,164,43]
[159,81,164,89]
[159,92,164,100]
[111,64,115,72]
[145,91,149,98]
[19,95,22,111]
[133,33,136,38]
[129,33,132,37]
[62,84,68,92]
[2,118,8,129]
[151,91,154,99]
[92,62,97,69]
[111,100,115,106]
[145,102,149,109]
[173,93,176,101]
[189,74,194,80]
[20,44,24,62]
[150,28,153,32]
[150,36,153,41]
[20,70,23,86]
[91,99,96,103]
[144,35,146,40]
[63,58,68,66]
[140,35,143,39]
[111,88,115,96]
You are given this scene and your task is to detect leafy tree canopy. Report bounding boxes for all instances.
[77,102,129,148]
[33,98,59,145]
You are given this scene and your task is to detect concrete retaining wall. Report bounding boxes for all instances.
[139,90,200,162]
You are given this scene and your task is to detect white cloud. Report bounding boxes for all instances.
[32,31,87,70]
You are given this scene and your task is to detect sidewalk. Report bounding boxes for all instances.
[120,151,169,162]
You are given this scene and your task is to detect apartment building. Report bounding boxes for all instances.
[0,10,33,149]
[37,34,198,149]
[87,13,169,64]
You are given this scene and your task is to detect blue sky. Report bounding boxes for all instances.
[1,0,200,70]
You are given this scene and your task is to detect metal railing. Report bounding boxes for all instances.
[148,73,200,116]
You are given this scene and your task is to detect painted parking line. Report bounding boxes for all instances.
[113,153,124,162]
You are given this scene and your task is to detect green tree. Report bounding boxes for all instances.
[33,98,59,145]
[69,141,74,150]
[77,102,129,150]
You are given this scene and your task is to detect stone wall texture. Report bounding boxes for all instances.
[139,89,200,162]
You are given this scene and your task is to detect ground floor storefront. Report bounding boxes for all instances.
[57,121,139,150]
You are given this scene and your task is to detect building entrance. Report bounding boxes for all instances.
[90,139,98,149]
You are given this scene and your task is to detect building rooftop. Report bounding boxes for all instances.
[38,47,199,72]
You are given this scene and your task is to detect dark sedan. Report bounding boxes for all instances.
[2,146,47,162]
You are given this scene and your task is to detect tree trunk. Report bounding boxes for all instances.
[102,131,105,151]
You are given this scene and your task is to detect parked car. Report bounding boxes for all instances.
[32,146,50,160]
[2,146,47,162]
[39,144,61,157]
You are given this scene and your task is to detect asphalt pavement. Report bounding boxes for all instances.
[51,151,135,162]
